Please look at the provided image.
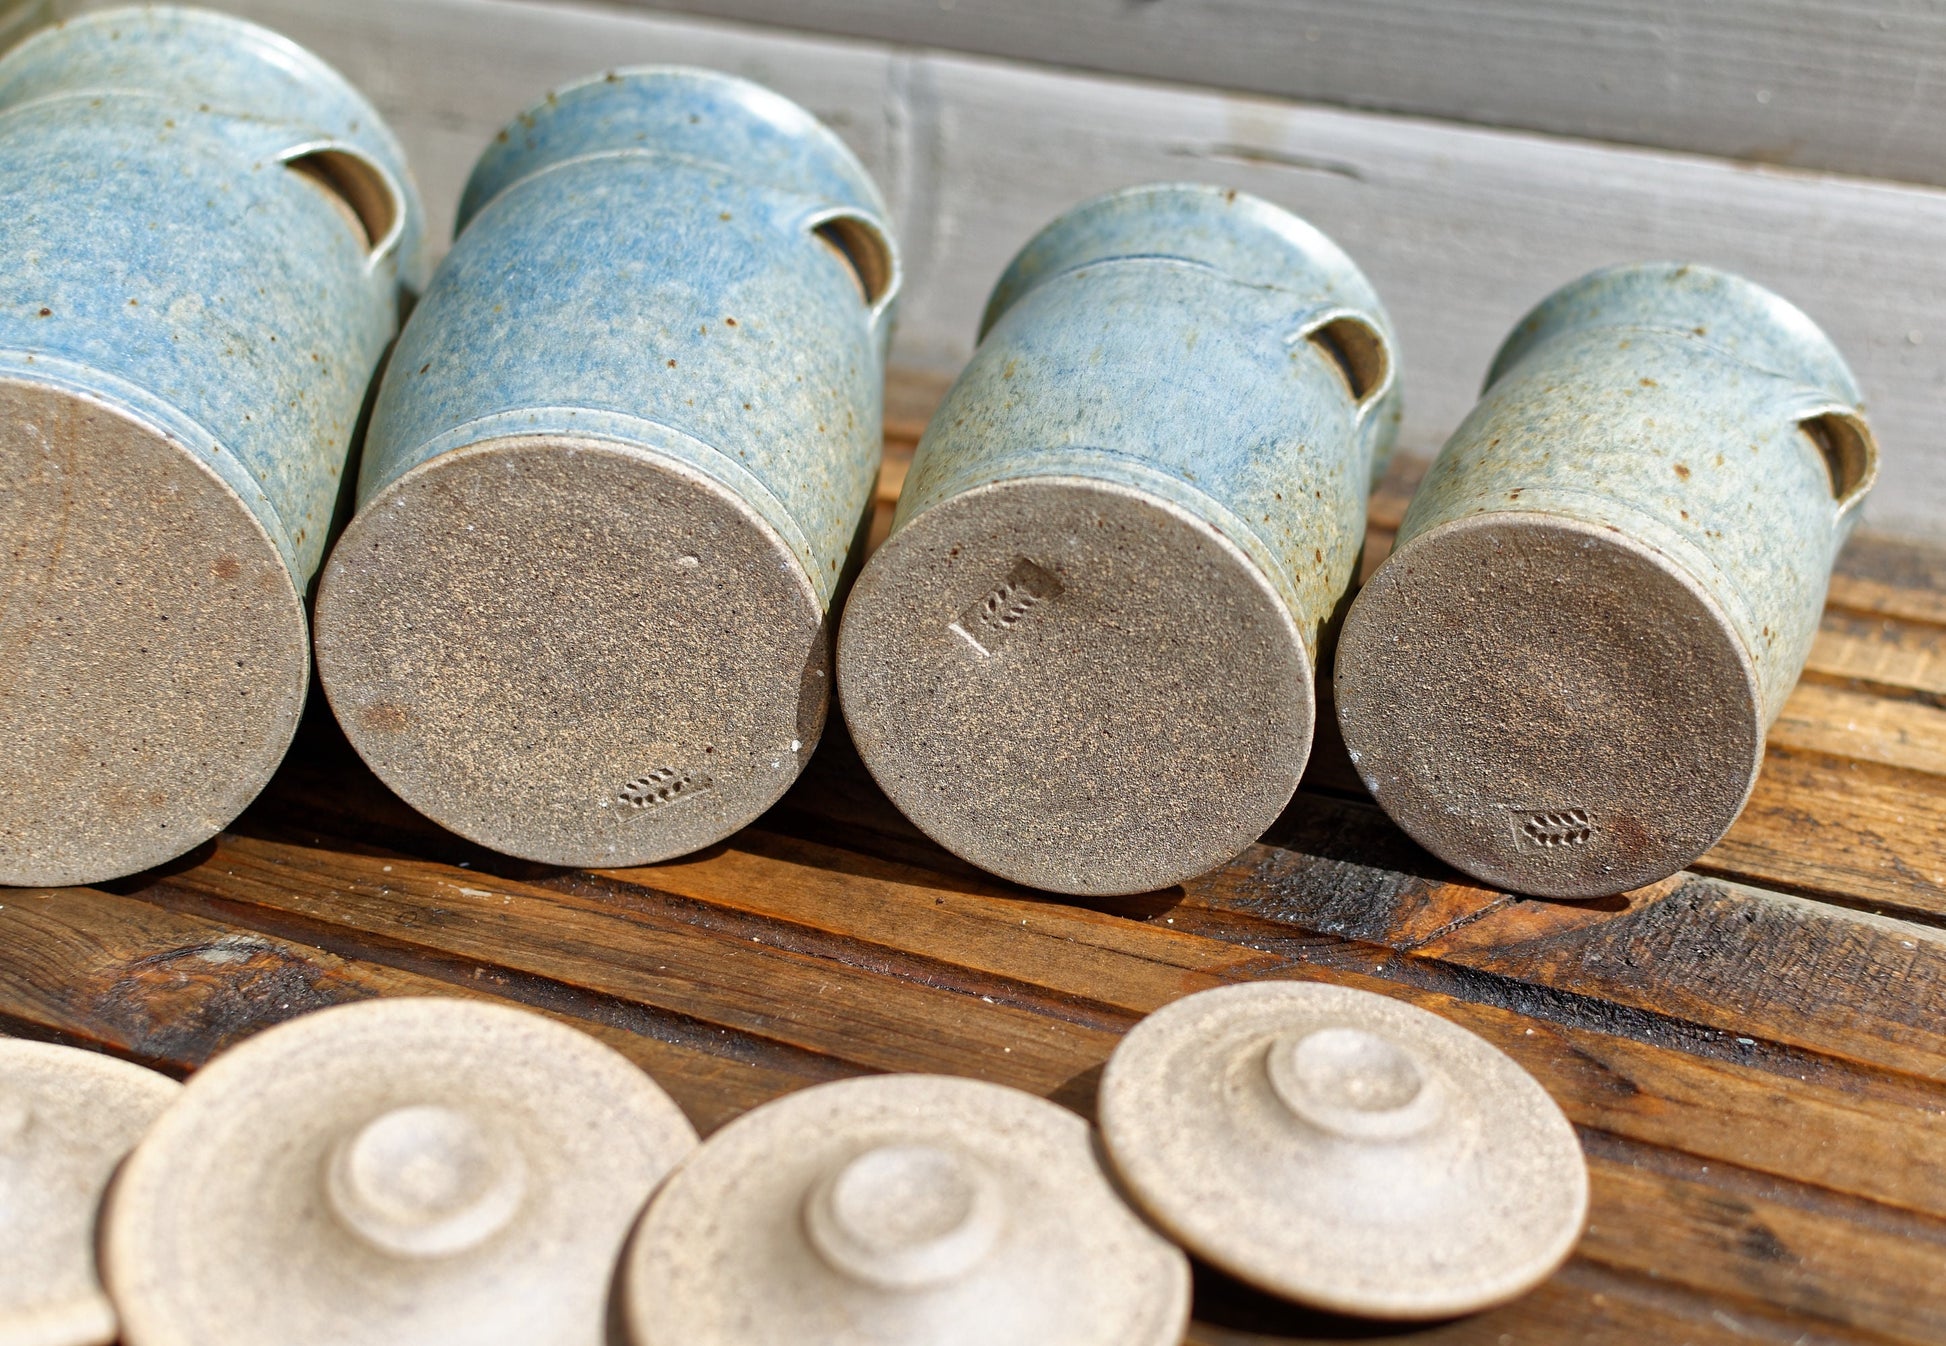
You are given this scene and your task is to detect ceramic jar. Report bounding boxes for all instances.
[838,183,1398,896]
[0,6,423,886]
[1337,262,1878,898]
[314,68,899,868]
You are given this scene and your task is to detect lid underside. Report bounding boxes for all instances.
[314,436,827,867]
[624,1073,1189,1346]
[102,997,698,1346]
[1098,981,1588,1319]
[838,477,1313,895]
[0,1041,180,1346]
[0,378,308,887]
[1335,512,1762,898]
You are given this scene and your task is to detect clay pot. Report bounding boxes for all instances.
[839,183,1397,896]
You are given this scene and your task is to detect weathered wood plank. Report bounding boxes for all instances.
[1831,533,1946,627]
[1703,750,1946,921]
[0,885,830,1129]
[597,830,1946,1223]
[1188,1260,1865,1346]
[1772,681,1946,779]
[136,833,1124,1104]
[1580,1139,1946,1345]
[562,0,1946,193]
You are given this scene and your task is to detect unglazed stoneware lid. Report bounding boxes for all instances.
[0,1040,180,1346]
[1335,511,1763,898]
[837,476,1313,896]
[623,1073,1190,1346]
[0,379,309,887]
[314,436,827,868]
[1098,981,1588,1319]
[102,998,699,1346]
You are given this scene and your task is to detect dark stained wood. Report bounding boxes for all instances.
[3,439,1944,1343]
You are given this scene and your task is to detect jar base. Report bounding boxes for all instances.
[313,434,827,868]
[1335,511,1764,899]
[0,378,307,887]
[837,476,1314,896]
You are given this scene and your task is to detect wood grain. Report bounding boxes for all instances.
[561,0,1946,193]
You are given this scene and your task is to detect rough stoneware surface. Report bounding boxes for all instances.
[839,184,1395,896]
[102,997,699,1346]
[0,6,421,887]
[1337,262,1876,898]
[623,1073,1189,1346]
[315,68,898,868]
[0,1040,179,1346]
[1098,982,1589,1320]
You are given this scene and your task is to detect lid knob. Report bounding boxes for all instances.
[805,1142,1003,1291]
[326,1103,527,1258]
[1265,1026,1444,1142]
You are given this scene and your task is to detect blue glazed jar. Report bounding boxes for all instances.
[314,68,900,868]
[838,184,1399,896]
[0,7,423,887]
[1337,262,1878,898]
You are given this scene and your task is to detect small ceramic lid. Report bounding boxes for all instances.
[0,1040,180,1346]
[102,998,699,1346]
[623,1073,1190,1346]
[1098,982,1588,1319]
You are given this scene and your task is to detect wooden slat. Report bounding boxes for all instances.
[1188,1260,1867,1346]
[66,811,1946,1340]
[562,0,1946,193]
[1773,681,1946,779]
[1706,749,1946,923]
[0,885,829,1129]
[1831,532,1946,627]
[601,831,1946,1223]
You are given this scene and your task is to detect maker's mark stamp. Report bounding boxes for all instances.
[950,558,1062,657]
[619,765,713,813]
[1514,807,1594,850]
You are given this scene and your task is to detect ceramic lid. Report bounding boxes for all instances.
[623,1073,1189,1346]
[102,998,698,1346]
[0,1040,180,1346]
[1098,981,1588,1319]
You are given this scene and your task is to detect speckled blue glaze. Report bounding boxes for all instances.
[894,183,1398,660]
[1399,262,1877,723]
[356,67,900,606]
[0,6,427,292]
[0,6,424,583]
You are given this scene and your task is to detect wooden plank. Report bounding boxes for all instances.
[22,843,1943,1341]
[135,833,1124,1105]
[1772,681,1946,779]
[1580,1140,1946,1345]
[1832,531,1946,627]
[771,756,1946,1081]
[1808,610,1946,699]
[604,829,1946,1223]
[0,885,833,1129]
[1189,1260,1865,1346]
[1705,749,1946,923]
[563,0,1946,192]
